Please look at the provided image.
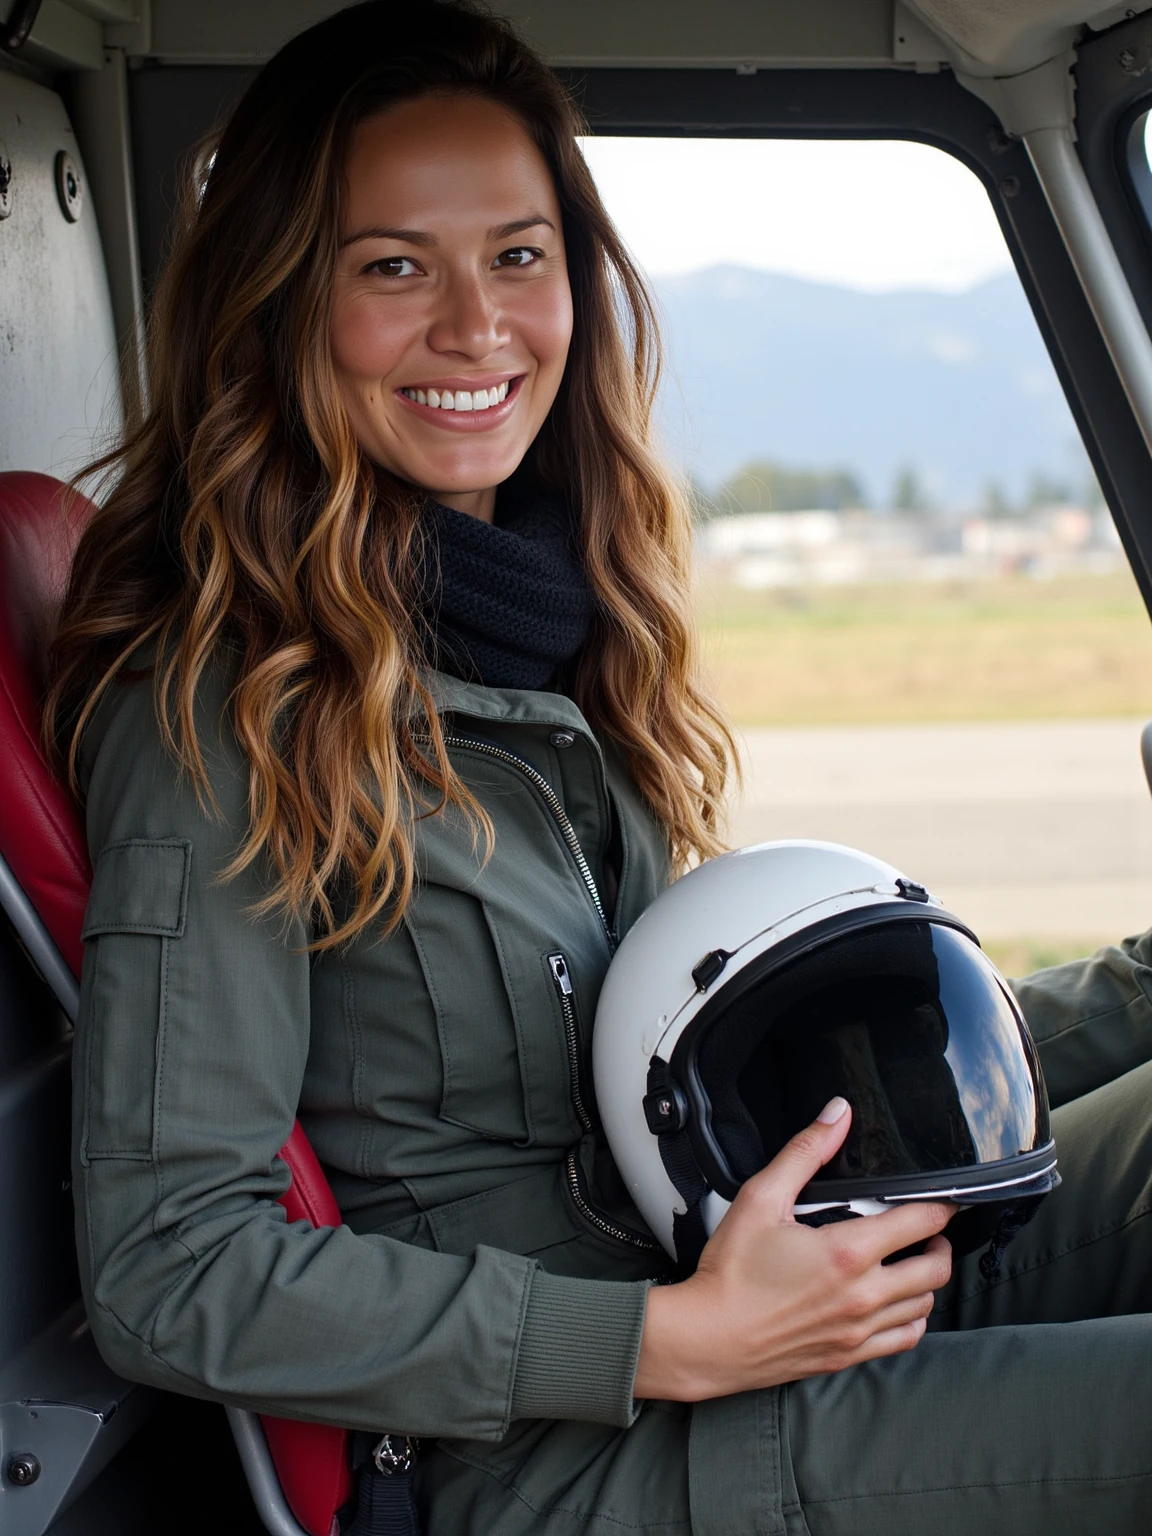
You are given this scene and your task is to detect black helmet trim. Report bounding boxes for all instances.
[793,1142,1058,1208]
[665,902,1050,1206]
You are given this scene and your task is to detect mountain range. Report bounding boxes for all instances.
[649,266,1087,507]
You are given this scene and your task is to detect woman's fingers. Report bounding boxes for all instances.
[737,1097,854,1220]
[660,1105,960,1399]
[862,1287,937,1339]
[877,1231,953,1296]
[843,1200,955,1267]
[846,1316,930,1367]
[824,1222,952,1301]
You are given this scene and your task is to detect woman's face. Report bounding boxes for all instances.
[331,93,573,522]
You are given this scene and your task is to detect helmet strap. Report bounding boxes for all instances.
[976,1194,1046,1281]
[647,1058,710,1272]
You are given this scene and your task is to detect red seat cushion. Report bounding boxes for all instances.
[0,472,94,978]
[0,471,351,1536]
[265,1124,352,1534]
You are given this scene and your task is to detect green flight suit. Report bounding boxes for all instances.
[74,665,1152,1535]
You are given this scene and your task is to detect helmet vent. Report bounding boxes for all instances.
[692,949,732,992]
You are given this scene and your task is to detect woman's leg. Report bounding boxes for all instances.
[934,1055,1152,1329]
[688,1057,1152,1535]
[689,1319,1152,1536]
[777,1316,1152,1536]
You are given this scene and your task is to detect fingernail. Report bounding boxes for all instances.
[818,1096,849,1124]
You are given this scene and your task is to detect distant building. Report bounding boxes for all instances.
[961,505,1120,577]
[698,506,1122,587]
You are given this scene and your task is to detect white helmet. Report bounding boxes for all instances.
[594,840,1058,1271]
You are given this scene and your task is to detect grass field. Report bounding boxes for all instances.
[696,568,1152,727]
[981,936,1110,977]
[698,569,1152,969]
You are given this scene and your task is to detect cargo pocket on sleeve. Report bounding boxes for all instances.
[79,838,191,1164]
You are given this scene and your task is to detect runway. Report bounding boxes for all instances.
[727,718,1152,942]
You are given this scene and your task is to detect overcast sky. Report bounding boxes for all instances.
[578,137,1015,293]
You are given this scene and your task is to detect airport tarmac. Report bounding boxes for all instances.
[727,718,1152,942]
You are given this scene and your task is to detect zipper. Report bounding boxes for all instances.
[549,950,660,1253]
[564,1148,660,1251]
[549,952,593,1133]
[442,733,614,949]
[444,734,655,1252]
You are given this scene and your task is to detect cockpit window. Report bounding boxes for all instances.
[583,135,1152,981]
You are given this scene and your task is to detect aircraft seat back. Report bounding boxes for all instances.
[0,471,351,1536]
[0,471,91,979]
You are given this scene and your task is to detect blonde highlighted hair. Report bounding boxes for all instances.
[46,0,736,947]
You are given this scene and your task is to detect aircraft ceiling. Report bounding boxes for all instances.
[1,0,1150,77]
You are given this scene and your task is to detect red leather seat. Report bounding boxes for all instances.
[0,472,351,1536]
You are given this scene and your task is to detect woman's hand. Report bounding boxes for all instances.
[633,1098,953,1402]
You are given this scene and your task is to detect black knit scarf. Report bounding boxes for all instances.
[418,487,593,691]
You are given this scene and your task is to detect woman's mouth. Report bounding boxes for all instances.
[400,379,511,412]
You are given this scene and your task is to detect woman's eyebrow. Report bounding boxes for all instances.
[487,215,556,240]
[340,215,556,249]
[341,225,436,249]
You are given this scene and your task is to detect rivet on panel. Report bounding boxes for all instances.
[55,151,82,222]
[6,1452,41,1486]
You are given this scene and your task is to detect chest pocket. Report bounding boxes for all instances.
[404,885,532,1144]
[79,838,191,1163]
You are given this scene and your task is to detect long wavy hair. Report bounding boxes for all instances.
[46,0,736,947]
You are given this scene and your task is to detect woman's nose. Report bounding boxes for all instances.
[426,272,511,359]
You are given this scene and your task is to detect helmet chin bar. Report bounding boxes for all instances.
[701,1190,892,1238]
[701,1166,1061,1250]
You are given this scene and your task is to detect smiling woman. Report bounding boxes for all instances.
[330,94,573,520]
[32,4,1152,1536]
[47,4,733,946]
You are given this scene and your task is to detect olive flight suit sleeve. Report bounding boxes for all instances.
[73,671,650,1435]
[1011,931,1152,1109]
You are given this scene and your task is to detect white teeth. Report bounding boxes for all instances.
[403,382,512,410]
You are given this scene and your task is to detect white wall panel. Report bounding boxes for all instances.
[0,74,122,476]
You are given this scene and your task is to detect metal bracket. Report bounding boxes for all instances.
[0,1306,152,1536]
[1140,721,1152,800]
[0,847,79,1025]
[0,1,44,53]
[225,1409,314,1536]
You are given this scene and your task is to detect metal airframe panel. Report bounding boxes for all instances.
[142,0,899,68]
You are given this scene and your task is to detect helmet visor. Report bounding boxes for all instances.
[688,917,1050,1195]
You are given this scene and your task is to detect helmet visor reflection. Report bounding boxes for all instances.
[692,919,1049,1190]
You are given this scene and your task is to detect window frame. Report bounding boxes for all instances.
[127,52,1152,613]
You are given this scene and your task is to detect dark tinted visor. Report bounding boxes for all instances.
[689,917,1049,1191]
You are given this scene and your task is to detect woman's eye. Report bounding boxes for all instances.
[494,246,542,268]
[365,256,421,278]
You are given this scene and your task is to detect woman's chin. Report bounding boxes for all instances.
[383,453,526,504]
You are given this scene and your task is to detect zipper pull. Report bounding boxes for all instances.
[548,952,573,996]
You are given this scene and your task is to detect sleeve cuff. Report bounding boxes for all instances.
[509,1269,651,1426]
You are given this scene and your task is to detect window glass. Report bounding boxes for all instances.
[1126,109,1152,229]
[583,137,1152,978]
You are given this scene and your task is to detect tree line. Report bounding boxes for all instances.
[691,459,1104,521]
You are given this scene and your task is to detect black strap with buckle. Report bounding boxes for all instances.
[341,1431,422,1536]
[646,1057,709,1272]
